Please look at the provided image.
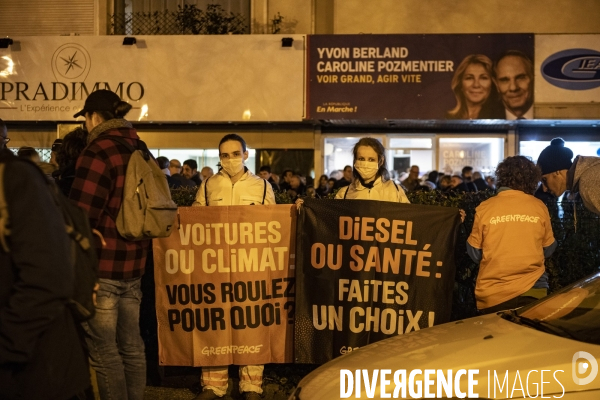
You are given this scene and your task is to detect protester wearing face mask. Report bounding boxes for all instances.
[192,133,275,400]
[193,134,275,208]
[335,137,410,203]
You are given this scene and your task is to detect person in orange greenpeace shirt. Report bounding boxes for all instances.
[467,156,556,314]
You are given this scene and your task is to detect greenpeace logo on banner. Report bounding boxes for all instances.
[0,43,145,107]
[201,344,264,356]
[541,48,600,90]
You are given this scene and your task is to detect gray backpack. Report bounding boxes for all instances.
[109,137,177,240]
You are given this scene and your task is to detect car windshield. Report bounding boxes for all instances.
[501,271,600,345]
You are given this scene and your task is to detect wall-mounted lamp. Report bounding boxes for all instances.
[281,37,293,47]
[0,38,14,49]
[122,37,137,45]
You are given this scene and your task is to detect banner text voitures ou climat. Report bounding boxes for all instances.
[153,205,296,367]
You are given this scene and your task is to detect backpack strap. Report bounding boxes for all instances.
[204,175,211,206]
[105,135,151,161]
[101,135,153,222]
[262,180,266,205]
[343,185,349,199]
[0,163,10,253]
[393,181,399,191]
[105,135,135,152]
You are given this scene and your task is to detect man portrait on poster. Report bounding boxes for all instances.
[494,50,534,120]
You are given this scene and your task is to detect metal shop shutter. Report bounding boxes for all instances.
[0,0,95,36]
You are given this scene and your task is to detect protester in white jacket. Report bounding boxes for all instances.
[192,134,274,400]
[335,137,410,203]
[194,165,275,206]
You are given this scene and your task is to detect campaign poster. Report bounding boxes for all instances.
[153,205,296,366]
[307,34,534,120]
[295,199,459,364]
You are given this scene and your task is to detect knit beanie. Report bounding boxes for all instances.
[537,138,573,175]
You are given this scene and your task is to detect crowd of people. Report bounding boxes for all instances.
[250,163,498,201]
[2,88,600,400]
[9,134,501,204]
[12,146,500,205]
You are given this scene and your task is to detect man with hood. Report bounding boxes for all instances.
[537,137,600,215]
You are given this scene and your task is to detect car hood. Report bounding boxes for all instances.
[296,313,600,399]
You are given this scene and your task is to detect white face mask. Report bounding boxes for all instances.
[354,160,379,181]
[221,157,244,177]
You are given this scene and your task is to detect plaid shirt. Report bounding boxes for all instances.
[69,121,150,280]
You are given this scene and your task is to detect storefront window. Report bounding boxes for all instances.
[438,137,504,175]
[256,149,314,179]
[9,148,51,163]
[389,138,432,149]
[388,137,434,178]
[520,141,600,163]
[324,136,434,179]
[324,135,506,179]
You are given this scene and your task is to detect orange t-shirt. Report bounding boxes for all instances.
[467,190,555,309]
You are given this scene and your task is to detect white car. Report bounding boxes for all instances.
[290,272,600,399]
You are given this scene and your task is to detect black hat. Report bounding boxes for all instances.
[537,138,573,175]
[73,90,121,118]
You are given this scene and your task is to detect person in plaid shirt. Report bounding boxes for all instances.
[69,90,149,400]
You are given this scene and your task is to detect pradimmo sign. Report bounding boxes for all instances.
[0,35,305,122]
[541,48,600,90]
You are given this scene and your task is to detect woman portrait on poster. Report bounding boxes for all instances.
[445,54,504,120]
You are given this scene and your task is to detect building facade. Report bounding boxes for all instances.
[1,0,599,179]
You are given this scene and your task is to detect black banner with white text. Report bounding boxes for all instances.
[294,199,460,363]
